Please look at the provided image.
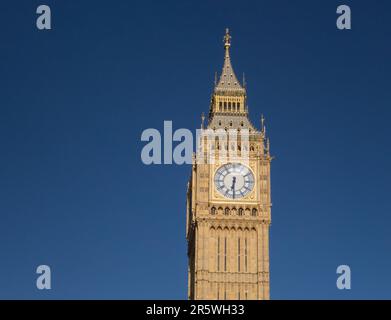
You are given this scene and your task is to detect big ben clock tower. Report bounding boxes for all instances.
[186,29,272,300]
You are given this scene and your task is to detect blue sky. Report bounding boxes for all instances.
[0,0,390,299]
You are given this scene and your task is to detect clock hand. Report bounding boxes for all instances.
[231,176,236,199]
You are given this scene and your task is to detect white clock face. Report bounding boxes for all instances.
[214,163,255,199]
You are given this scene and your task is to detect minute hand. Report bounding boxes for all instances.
[231,176,236,199]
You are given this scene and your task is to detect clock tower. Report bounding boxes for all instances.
[186,29,272,300]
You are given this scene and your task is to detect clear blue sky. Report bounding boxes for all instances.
[0,0,390,299]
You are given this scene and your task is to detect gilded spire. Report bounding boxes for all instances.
[214,28,245,94]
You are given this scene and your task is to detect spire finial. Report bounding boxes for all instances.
[243,72,246,88]
[214,71,217,86]
[201,112,205,129]
[261,114,265,132]
[224,28,231,49]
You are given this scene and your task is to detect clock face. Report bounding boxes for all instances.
[214,163,255,199]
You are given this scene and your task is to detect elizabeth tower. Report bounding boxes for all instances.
[186,30,272,300]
